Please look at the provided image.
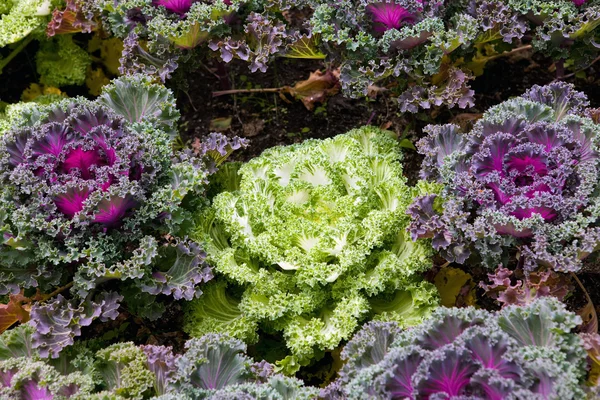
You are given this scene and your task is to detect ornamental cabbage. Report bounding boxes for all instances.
[0,325,161,399]
[0,325,318,399]
[160,333,318,399]
[324,297,588,399]
[409,82,600,272]
[508,0,600,64]
[187,126,439,369]
[0,74,244,357]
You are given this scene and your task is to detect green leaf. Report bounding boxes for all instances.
[98,74,180,137]
[399,138,416,150]
[283,34,326,59]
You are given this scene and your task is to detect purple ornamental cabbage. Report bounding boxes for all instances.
[310,0,480,111]
[4,104,145,229]
[0,74,245,357]
[323,297,587,399]
[0,325,317,399]
[409,82,600,272]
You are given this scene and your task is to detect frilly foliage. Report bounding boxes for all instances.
[187,126,439,370]
[0,74,244,358]
[0,325,318,399]
[409,82,600,272]
[323,297,588,399]
[95,0,600,112]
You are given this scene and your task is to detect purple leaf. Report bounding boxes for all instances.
[30,292,122,358]
[31,124,74,157]
[416,349,478,397]
[21,380,53,400]
[466,335,522,380]
[180,334,248,390]
[153,0,196,15]
[416,315,482,350]
[139,240,213,301]
[53,188,90,217]
[367,2,416,33]
[92,196,139,228]
[0,368,16,387]
[61,148,105,179]
[141,345,179,395]
[382,349,422,398]
[5,130,30,167]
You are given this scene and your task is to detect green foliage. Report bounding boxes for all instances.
[187,126,439,368]
[95,343,155,399]
[0,0,55,47]
[36,35,92,87]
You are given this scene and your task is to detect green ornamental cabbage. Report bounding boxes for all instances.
[186,126,439,370]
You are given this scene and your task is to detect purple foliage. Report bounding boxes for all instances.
[382,350,422,398]
[198,132,249,169]
[249,360,275,382]
[20,380,53,400]
[0,76,247,361]
[141,345,180,395]
[153,0,197,15]
[1,104,147,230]
[120,32,179,83]
[209,13,289,73]
[140,240,214,301]
[416,349,479,396]
[398,67,475,113]
[411,82,600,271]
[161,333,317,398]
[324,298,587,399]
[481,266,573,307]
[173,334,248,391]
[366,2,417,33]
[30,292,123,358]
[47,0,98,37]
[466,0,527,44]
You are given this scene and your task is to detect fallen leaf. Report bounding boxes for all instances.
[379,121,393,130]
[450,113,483,131]
[579,301,599,334]
[572,273,598,334]
[286,69,340,111]
[0,292,30,334]
[209,117,232,132]
[586,108,600,124]
[434,267,476,307]
[579,333,600,387]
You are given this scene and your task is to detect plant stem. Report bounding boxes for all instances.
[0,36,34,74]
[484,45,532,62]
[571,272,598,333]
[213,87,284,97]
[39,281,74,302]
[559,55,600,80]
